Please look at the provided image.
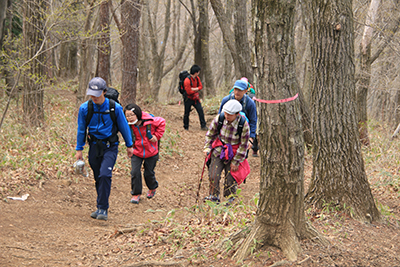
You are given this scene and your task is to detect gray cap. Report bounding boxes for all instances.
[222,99,242,115]
[86,77,107,97]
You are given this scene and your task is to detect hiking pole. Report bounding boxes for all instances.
[196,156,208,205]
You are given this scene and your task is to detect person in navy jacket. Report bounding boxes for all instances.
[219,80,257,154]
[75,77,133,221]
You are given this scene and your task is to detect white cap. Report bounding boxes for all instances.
[222,99,242,115]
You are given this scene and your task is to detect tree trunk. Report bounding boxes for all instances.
[233,0,324,261]
[97,0,111,84]
[197,0,214,97]
[210,0,240,78]
[233,0,252,82]
[23,0,46,127]
[306,0,380,222]
[120,0,141,106]
[145,0,171,102]
[78,1,97,107]
[0,0,8,48]
[356,0,380,146]
[138,5,151,100]
[222,0,233,89]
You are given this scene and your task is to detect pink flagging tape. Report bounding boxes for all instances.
[253,93,298,104]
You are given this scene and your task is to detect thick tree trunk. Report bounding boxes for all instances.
[97,0,111,84]
[306,0,380,222]
[120,0,141,105]
[22,0,45,127]
[197,0,214,97]
[233,0,324,261]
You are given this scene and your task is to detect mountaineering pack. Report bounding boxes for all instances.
[85,87,120,142]
[178,70,199,96]
[178,70,191,95]
[217,112,247,140]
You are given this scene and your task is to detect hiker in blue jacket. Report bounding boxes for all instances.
[75,77,134,221]
[219,80,257,155]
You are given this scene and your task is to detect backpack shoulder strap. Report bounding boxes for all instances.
[109,99,117,126]
[217,113,224,135]
[236,115,246,140]
[86,99,94,128]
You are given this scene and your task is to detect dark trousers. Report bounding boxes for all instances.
[88,144,118,210]
[183,98,206,130]
[208,154,237,198]
[130,154,159,195]
[252,135,259,152]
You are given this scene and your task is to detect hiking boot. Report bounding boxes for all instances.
[204,195,220,204]
[201,126,208,131]
[130,195,140,204]
[147,189,156,199]
[90,209,100,219]
[96,209,108,221]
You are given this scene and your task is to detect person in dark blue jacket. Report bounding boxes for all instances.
[219,80,257,155]
[75,77,134,221]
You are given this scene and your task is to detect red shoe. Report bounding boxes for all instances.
[147,189,156,199]
[130,195,140,204]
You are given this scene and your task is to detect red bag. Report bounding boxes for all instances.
[230,159,250,185]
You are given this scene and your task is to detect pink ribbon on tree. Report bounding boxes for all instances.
[252,93,298,104]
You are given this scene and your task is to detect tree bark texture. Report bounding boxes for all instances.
[78,1,97,107]
[234,0,312,262]
[145,0,171,102]
[0,0,7,48]
[210,0,240,78]
[120,0,141,105]
[306,0,380,222]
[97,0,111,84]
[233,0,252,82]
[356,0,380,146]
[197,0,214,97]
[23,0,46,127]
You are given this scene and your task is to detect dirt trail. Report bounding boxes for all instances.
[0,103,261,266]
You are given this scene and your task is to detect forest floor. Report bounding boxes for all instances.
[1,97,400,266]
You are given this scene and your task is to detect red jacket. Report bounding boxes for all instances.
[130,112,166,158]
[184,75,203,101]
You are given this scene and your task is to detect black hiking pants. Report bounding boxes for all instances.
[130,154,159,195]
[183,98,206,130]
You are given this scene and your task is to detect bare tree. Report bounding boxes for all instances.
[306,0,380,222]
[0,0,7,48]
[110,0,141,105]
[233,0,252,81]
[97,0,111,84]
[233,0,325,261]
[196,0,214,97]
[210,0,240,78]
[22,0,47,126]
[77,1,97,106]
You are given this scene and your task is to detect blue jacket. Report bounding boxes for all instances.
[76,98,133,151]
[219,93,257,139]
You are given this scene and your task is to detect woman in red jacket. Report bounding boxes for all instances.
[124,103,166,204]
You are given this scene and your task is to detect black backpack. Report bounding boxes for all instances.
[178,71,199,96]
[217,112,246,140]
